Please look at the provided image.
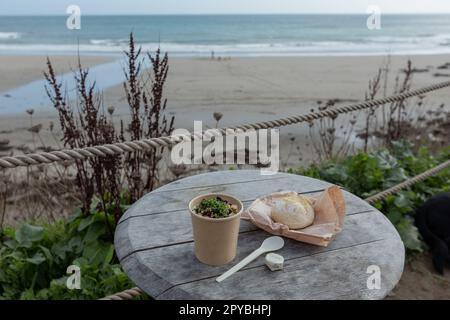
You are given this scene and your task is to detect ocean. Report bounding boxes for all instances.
[1,14,450,56]
[2,14,450,115]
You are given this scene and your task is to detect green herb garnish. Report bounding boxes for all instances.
[194,197,238,218]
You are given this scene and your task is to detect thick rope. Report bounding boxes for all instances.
[99,286,143,300]
[3,79,447,299]
[365,159,450,204]
[2,80,450,169]
[101,157,450,300]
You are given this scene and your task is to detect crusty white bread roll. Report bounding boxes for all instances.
[271,194,315,229]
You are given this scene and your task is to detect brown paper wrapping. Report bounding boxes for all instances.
[242,186,346,247]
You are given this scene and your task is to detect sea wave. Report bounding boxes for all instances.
[2,37,450,56]
[0,32,21,40]
[89,38,128,46]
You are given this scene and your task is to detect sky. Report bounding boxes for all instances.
[0,0,449,15]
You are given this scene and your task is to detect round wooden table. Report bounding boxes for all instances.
[115,170,405,300]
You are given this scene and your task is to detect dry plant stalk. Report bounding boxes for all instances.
[362,68,382,152]
[122,34,174,200]
[359,59,448,150]
[307,58,448,163]
[45,55,121,228]
[308,100,357,161]
[386,60,414,142]
[44,33,174,226]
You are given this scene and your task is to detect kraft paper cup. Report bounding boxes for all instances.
[189,193,243,266]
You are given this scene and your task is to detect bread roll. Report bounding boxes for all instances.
[271,194,314,229]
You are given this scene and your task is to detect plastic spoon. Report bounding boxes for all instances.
[216,236,285,283]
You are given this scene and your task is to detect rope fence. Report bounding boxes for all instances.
[365,159,450,204]
[1,80,450,169]
[99,287,144,300]
[1,80,449,299]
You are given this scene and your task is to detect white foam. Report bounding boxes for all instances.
[0,32,20,40]
[90,39,113,46]
[1,36,450,57]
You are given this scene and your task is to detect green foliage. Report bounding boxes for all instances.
[290,141,450,253]
[0,201,137,300]
[194,197,238,218]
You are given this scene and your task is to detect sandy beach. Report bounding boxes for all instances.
[1,53,450,166]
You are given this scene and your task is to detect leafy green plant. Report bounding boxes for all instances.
[0,201,137,300]
[289,141,450,252]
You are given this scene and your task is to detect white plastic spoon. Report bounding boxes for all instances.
[216,236,285,283]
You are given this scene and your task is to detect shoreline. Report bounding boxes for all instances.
[3,49,450,60]
[0,55,115,94]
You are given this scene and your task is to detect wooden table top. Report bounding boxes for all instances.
[115,170,405,300]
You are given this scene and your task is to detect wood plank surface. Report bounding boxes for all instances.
[115,190,374,261]
[114,170,405,300]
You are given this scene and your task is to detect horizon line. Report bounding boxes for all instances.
[1,12,450,16]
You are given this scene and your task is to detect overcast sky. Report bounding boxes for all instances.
[0,0,449,15]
